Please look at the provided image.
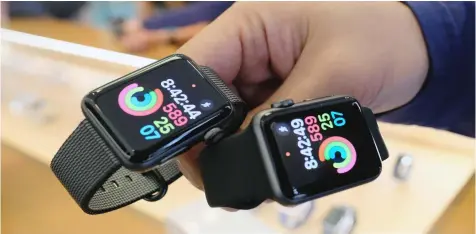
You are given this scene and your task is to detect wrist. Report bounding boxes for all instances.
[368,2,429,113]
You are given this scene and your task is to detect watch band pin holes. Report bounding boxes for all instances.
[99,175,135,193]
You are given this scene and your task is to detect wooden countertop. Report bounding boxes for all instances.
[1,18,177,234]
[2,19,474,234]
[3,18,178,59]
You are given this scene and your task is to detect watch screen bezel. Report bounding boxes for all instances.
[257,96,382,204]
[81,54,233,171]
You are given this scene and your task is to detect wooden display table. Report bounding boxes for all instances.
[3,18,177,59]
[1,20,474,234]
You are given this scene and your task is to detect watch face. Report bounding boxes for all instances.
[263,98,382,201]
[86,57,230,164]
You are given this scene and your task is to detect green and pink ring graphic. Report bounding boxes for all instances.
[118,83,163,116]
[318,136,357,174]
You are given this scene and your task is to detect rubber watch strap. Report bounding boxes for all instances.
[51,120,181,215]
[199,126,272,210]
[361,107,389,161]
[199,107,388,210]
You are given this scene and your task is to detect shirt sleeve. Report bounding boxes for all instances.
[143,2,234,30]
[378,2,475,137]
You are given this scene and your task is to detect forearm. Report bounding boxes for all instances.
[378,2,475,137]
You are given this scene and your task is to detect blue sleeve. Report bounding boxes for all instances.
[143,2,234,30]
[379,2,475,137]
[8,2,47,17]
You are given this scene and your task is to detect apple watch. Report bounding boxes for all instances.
[394,153,413,181]
[50,54,247,214]
[323,206,357,234]
[199,96,388,209]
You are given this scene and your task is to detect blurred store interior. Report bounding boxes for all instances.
[1,2,475,234]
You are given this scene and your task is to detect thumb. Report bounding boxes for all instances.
[175,6,243,85]
[240,54,357,127]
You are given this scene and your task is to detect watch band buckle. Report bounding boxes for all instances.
[143,169,168,202]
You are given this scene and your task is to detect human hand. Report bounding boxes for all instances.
[175,2,428,196]
[119,20,208,51]
[118,19,154,52]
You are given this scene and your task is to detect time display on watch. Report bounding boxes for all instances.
[288,110,348,171]
[136,78,204,141]
[266,99,382,200]
[94,59,228,158]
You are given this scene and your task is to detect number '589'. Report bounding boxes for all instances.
[139,103,190,141]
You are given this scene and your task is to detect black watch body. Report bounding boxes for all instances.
[199,95,388,209]
[254,96,386,205]
[82,54,247,172]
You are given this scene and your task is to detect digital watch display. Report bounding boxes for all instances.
[50,54,247,215]
[199,96,388,210]
[86,58,230,166]
[82,55,246,170]
[264,99,382,200]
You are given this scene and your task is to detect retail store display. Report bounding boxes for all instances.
[393,153,414,181]
[8,94,55,124]
[165,199,273,234]
[2,29,475,234]
[322,206,357,234]
[200,96,389,210]
[276,202,314,229]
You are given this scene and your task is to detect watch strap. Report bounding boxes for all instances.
[199,126,272,209]
[199,65,248,139]
[51,119,181,214]
[361,107,389,161]
[199,66,242,105]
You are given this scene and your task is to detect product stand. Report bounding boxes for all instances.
[1,29,474,234]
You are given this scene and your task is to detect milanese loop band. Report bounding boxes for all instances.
[50,120,181,214]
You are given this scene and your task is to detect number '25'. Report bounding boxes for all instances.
[318,112,345,130]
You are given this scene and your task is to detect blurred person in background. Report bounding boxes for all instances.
[118,1,234,52]
[6,1,86,19]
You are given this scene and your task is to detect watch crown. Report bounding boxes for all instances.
[271,99,294,108]
[204,127,225,145]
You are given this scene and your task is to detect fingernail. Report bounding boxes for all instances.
[222,207,238,212]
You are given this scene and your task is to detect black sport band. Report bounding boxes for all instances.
[361,107,389,161]
[51,120,181,215]
[199,107,387,210]
[199,126,272,210]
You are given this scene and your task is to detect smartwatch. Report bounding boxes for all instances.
[393,153,413,181]
[199,96,389,209]
[323,206,357,234]
[50,54,247,214]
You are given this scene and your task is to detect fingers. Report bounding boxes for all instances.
[222,207,238,212]
[177,143,205,191]
[176,3,293,87]
[174,6,247,194]
[119,32,151,52]
[175,6,244,84]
